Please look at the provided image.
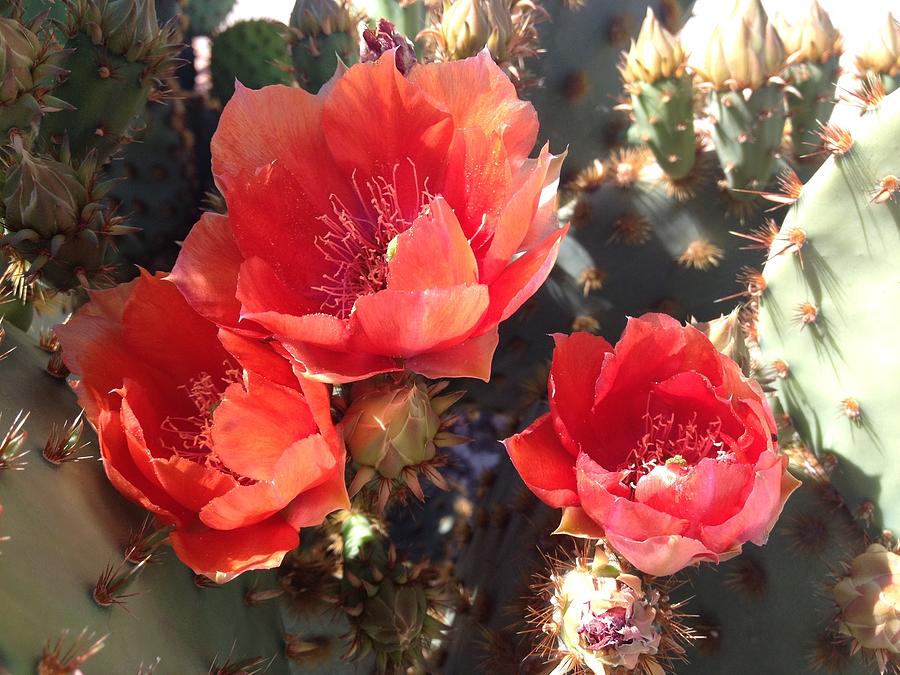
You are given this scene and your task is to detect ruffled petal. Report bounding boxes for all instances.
[387,197,478,290]
[151,456,238,513]
[480,223,568,327]
[504,413,579,508]
[281,339,400,384]
[322,53,454,219]
[200,433,336,530]
[217,328,297,389]
[403,327,498,381]
[169,516,299,579]
[548,331,613,457]
[283,469,350,529]
[352,284,489,357]
[211,375,317,481]
[605,531,719,577]
[408,51,539,162]
[168,212,244,330]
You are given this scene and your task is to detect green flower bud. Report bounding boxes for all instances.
[620,8,686,85]
[2,145,88,238]
[692,0,785,90]
[856,12,900,78]
[358,578,428,653]
[773,0,841,65]
[440,0,492,61]
[343,377,441,480]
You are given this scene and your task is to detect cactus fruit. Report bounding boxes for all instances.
[290,0,360,94]
[0,324,287,672]
[37,0,182,163]
[619,8,693,180]
[184,0,235,36]
[773,1,842,159]
[210,19,295,104]
[756,87,900,536]
[0,138,131,291]
[690,0,787,196]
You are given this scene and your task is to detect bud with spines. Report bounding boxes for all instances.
[0,15,68,143]
[619,8,694,181]
[774,1,842,156]
[855,12,900,94]
[342,375,463,512]
[0,138,131,291]
[692,0,787,195]
[290,0,360,93]
[833,544,900,672]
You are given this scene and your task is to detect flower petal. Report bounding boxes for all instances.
[548,331,613,457]
[281,339,400,384]
[151,456,238,513]
[322,53,454,219]
[352,284,489,357]
[408,50,539,162]
[387,196,478,290]
[211,375,317,481]
[168,212,244,330]
[605,531,719,577]
[403,327,499,381]
[554,506,606,538]
[200,433,336,530]
[504,413,579,508]
[169,517,299,579]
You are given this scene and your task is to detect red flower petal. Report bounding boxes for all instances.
[701,453,801,552]
[352,284,489,357]
[604,531,719,577]
[387,197,478,290]
[504,413,579,508]
[480,223,569,328]
[211,375,317,481]
[408,51,539,162]
[283,470,350,529]
[281,339,400,384]
[169,516,299,579]
[403,327,499,381]
[151,456,238,513]
[548,331,613,456]
[322,53,454,219]
[168,213,244,330]
[199,433,336,530]
[217,328,297,389]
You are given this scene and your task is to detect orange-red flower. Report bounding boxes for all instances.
[169,50,567,383]
[505,314,801,577]
[56,272,349,581]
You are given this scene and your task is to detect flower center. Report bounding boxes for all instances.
[160,366,252,483]
[620,410,730,490]
[313,163,430,319]
[578,605,633,651]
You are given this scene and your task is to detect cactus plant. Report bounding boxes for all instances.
[210,19,295,103]
[757,86,900,537]
[184,0,235,36]
[290,0,360,94]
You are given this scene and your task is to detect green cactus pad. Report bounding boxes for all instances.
[185,0,236,36]
[629,75,695,180]
[758,88,900,536]
[210,19,295,104]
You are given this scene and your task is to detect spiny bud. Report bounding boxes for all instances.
[0,18,42,98]
[357,578,428,653]
[833,544,900,662]
[691,0,785,90]
[484,0,514,63]
[99,0,160,56]
[534,545,685,675]
[440,0,492,60]
[856,12,900,78]
[619,8,686,85]
[2,143,88,238]
[691,306,751,374]
[774,1,842,65]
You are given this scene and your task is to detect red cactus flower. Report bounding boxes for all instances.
[505,314,801,577]
[169,50,567,383]
[56,272,349,581]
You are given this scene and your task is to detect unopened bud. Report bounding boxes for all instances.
[773,1,841,65]
[691,307,751,374]
[856,12,900,77]
[620,8,686,85]
[441,0,491,60]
